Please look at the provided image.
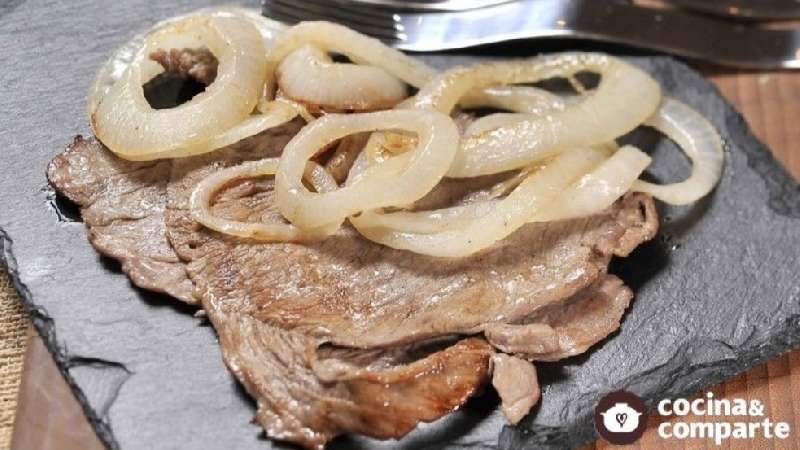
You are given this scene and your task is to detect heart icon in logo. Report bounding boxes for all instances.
[596,391,647,444]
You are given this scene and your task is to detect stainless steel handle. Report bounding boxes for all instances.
[662,0,800,20]
[396,0,800,69]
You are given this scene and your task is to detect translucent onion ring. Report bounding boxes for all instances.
[464,90,588,136]
[460,86,567,115]
[276,44,408,111]
[632,97,725,205]
[160,101,302,160]
[190,159,340,241]
[275,109,459,230]
[87,7,286,116]
[408,53,661,177]
[531,145,651,221]
[350,147,608,258]
[266,21,437,97]
[353,145,650,234]
[93,15,268,161]
[267,23,576,115]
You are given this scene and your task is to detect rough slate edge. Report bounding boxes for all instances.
[0,230,126,449]
[0,2,256,450]
[0,3,798,450]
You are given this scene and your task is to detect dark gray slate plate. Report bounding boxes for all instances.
[1,1,799,449]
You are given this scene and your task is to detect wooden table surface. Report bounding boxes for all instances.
[9,70,800,450]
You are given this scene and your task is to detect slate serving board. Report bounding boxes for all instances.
[1,1,799,449]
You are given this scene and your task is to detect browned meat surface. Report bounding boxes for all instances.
[219,319,491,449]
[46,136,196,303]
[150,47,218,85]
[162,137,656,447]
[47,125,657,449]
[166,154,657,348]
[483,274,633,360]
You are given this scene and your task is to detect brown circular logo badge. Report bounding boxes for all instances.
[594,390,648,445]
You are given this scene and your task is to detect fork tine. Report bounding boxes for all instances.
[261,7,303,26]
[265,0,402,42]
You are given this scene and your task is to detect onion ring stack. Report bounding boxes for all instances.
[89,11,725,258]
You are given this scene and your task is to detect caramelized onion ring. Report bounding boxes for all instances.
[350,147,608,258]
[275,109,459,229]
[93,15,268,161]
[190,159,339,241]
[632,98,725,204]
[409,53,661,177]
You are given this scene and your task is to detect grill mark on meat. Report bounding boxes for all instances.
[47,136,196,303]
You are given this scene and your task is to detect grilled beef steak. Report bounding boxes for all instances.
[162,136,656,447]
[48,127,657,449]
[166,154,657,349]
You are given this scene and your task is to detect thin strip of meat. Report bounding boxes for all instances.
[218,315,491,449]
[484,274,634,361]
[492,354,540,425]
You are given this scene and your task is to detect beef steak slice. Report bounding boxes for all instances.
[166,157,658,349]
[47,136,196,303]
[163,138,657,447]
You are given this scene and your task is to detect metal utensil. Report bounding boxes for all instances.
[661,0,800,20]
[263,0,800,69]
[335,0,515,11]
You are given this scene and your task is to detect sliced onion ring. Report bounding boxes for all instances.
[460,86,566,115]
[266,22,579,115]
[351,147,608,258]
[275,109,459,230]
[409,53,661,177]
[277,44,408,111]
[87,7,285,115]
[632,97,725,205]
[266,21,436,96]
[531,145,651,221]
[93,15,267,161]
[354,145,650,235]
[163,101,303,160]
[190,159,339,241]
